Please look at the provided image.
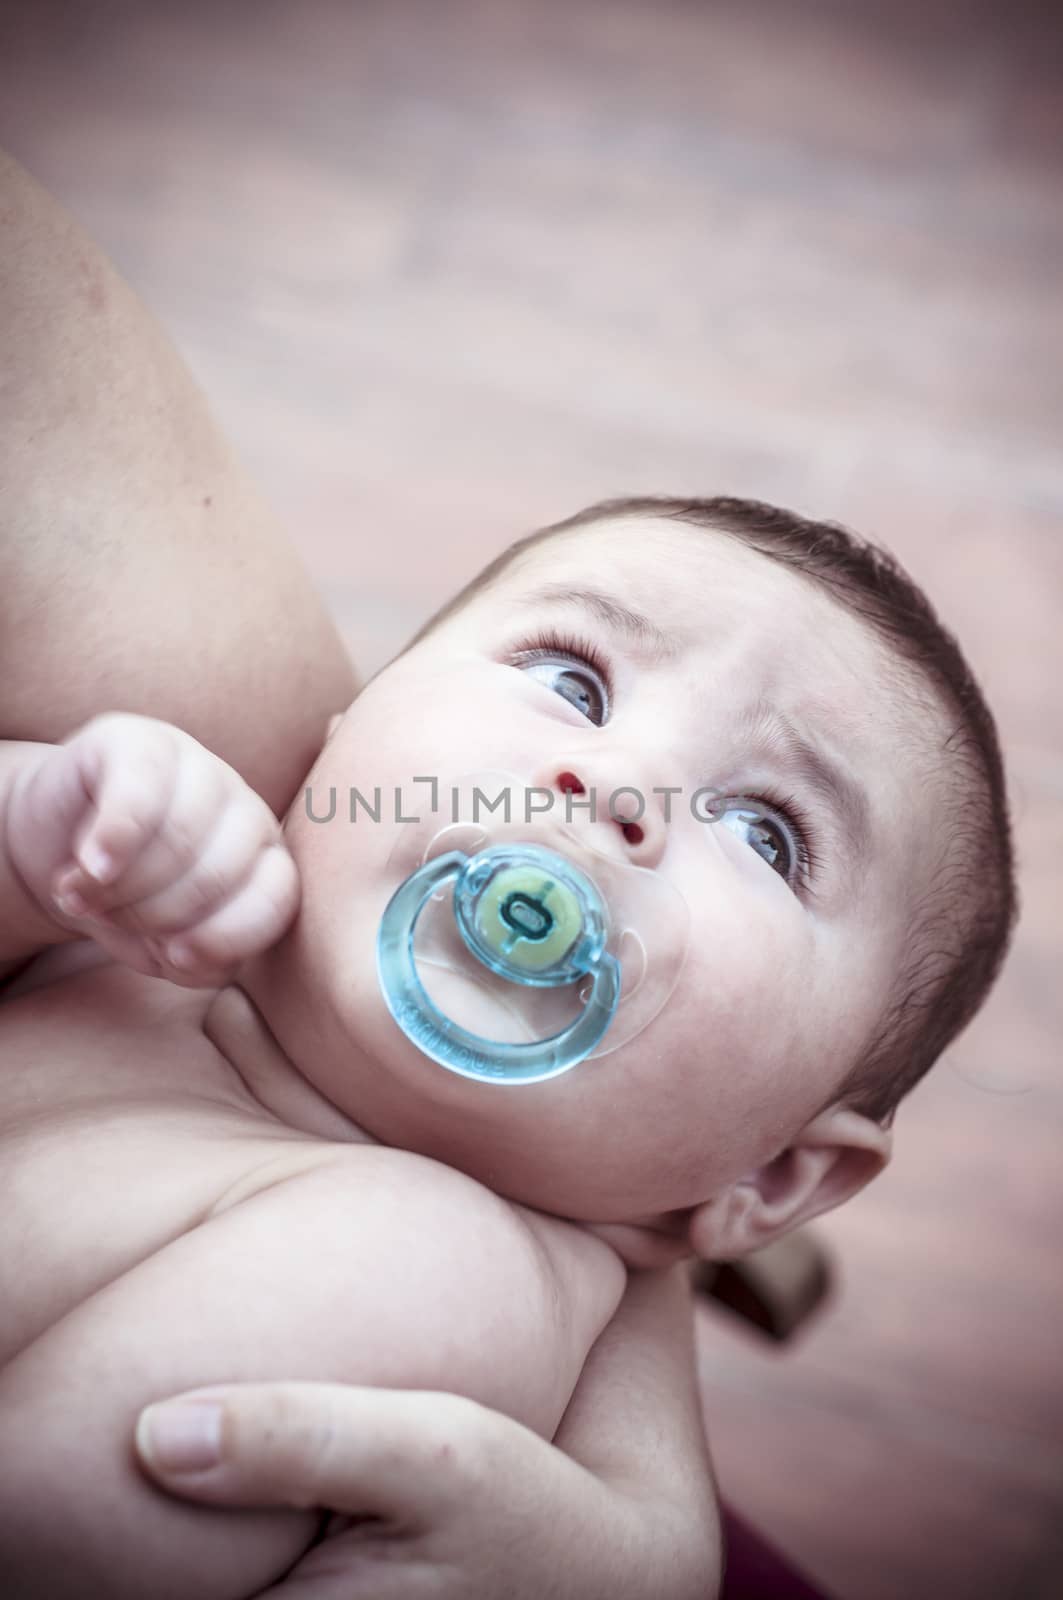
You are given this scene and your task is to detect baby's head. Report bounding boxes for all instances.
[245,497,1016,1264]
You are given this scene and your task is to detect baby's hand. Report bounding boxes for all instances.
[6,713,299,986]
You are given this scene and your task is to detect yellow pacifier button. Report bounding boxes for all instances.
[476,866,583,972]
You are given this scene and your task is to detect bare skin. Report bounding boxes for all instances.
[0,153,721,1599]
[0,496,934,1592]
[0,942,627,1596]
[0,148,356,816]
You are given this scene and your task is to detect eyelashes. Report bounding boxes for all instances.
[504,627,822,894]
[509,627,615,699]
[744,786,821,895]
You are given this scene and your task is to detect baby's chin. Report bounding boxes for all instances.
[255,887,716,1224]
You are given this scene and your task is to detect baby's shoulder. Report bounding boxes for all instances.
[0,958,362,1362]
[0,957,624,1379]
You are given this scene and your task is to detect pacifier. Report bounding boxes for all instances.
[376,772,688,1084]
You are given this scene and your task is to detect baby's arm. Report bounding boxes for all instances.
[0,1154,621,1600]
[0,713,297,982]
[0,741,77,972]
[551,1264,723,1594]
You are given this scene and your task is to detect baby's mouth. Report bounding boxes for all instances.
[412,881,589,1046]
[375,769,688,1078]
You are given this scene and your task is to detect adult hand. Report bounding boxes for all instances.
[136,1378,717,1599]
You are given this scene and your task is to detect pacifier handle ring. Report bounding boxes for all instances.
[376,850,621,1085]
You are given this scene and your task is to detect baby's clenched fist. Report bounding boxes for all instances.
[6,713,299,986]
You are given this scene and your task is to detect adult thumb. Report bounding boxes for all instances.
[135,1382,495,1526]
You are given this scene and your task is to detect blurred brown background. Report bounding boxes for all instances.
[1,2,1060,1595]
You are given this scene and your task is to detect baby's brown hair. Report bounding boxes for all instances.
[407,495,1018,1123]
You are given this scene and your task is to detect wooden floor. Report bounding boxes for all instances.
[2,2,1060,1595]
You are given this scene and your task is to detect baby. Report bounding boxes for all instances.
[0,494,1017,1598]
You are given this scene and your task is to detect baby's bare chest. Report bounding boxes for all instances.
[0,963,462,1366]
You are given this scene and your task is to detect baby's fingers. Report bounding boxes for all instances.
[59,742,226,915]
[64,716,181,888]
[161,844,299,984]
[96,796,276,935]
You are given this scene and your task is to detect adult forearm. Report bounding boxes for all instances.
[0,148,356,817]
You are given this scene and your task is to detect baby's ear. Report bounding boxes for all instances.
[686,1105,892,1261]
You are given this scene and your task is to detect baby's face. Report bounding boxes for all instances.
[249,517,948,1227]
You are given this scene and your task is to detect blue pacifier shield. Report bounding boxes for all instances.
[378,844,620,1083]
[374,772,689,1086]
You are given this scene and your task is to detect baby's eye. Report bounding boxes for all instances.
[514,648,610,726]
[711,799,803,885]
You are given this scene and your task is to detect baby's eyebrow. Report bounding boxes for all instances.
[512,583,680,660]
[739,698,873,863]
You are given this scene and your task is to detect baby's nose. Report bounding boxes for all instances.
[538,760,669,871]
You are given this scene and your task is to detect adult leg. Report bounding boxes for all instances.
[0,149,357,815]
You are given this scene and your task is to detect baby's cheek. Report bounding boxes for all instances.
[690,911,815,1082]
[812,918,893,1068]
